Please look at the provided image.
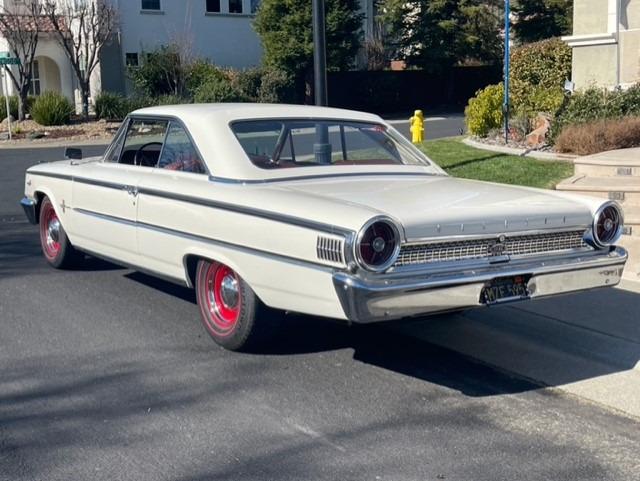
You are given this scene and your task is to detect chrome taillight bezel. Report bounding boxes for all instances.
[354,217,402,272]
[587,201,624,248]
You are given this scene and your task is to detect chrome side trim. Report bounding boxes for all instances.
[77,246,190,287]
[137,187,353,236]
[20,196,38,224]
[74,177,127,190]
[28,171,73,181]
[73,207,337,270]
[208,171,438,185]
[26,170,354,237]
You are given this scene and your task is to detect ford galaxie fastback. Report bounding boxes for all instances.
[21,104,627,350]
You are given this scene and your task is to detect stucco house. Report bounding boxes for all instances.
[563,0,639,88]
[0,0,264,110]
[0,0,377,112]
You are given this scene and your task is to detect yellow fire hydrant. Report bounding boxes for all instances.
[409,109,425,144]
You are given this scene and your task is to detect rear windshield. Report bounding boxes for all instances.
[231,119,430,169]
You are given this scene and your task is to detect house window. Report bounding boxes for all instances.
[229,0,243,14]
[29,60,40,96]
[206,0,221,13]
[141,0,160,10]
[126,53,139,67]
[251,0,259,13]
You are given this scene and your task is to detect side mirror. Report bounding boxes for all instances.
[64,147,82,160]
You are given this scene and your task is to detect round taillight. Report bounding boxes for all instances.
[356,218,400,272]
[592,202,623,247]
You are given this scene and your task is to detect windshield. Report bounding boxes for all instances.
[231,119,432,169]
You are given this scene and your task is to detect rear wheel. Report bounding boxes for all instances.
[195,259,280,351]
[38,196,83,269]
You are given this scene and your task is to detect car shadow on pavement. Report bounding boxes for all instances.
[124,270,640,402]
[122,270,539,397]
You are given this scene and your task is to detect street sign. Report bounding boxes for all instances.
[0,58,20,65]
[0,51,10,59]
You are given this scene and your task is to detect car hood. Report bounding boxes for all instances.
[278,175,596,239]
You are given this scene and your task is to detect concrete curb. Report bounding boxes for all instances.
[463,137,577,163]
[0,138,111,150]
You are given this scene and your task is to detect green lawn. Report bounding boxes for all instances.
[418,138,574,189]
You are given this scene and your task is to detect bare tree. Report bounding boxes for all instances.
[0,0,42,121]
[44,0,118,118]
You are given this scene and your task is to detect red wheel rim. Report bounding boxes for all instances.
[40,201,61,261]
[202,263,241,336]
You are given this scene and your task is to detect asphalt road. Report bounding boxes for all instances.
[1,129,639,480]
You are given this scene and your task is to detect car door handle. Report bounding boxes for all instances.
[123,185,138,196]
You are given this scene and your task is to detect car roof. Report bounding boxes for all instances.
[131,103,382,124]
[125,103,433,182]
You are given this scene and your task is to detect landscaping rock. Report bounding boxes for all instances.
[525,114,551,148]
[28,131,46,140]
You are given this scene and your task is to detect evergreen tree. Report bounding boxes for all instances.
[254,0,364,102]
[512,0,573,43]
[380,0,503,70]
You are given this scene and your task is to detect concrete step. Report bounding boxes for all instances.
[574,150,640,178]
[556,175,640,206]
[619,235,640,282]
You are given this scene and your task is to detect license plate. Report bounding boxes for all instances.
[481,275,530,305]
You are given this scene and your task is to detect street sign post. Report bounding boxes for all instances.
[503,0,510,144]
[0,54,20,141]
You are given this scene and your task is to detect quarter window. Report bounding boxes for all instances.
[157,122,206,174]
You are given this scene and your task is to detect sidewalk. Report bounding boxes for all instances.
[398,283,640,419]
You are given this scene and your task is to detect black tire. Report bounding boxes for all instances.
[38,196,83,269]
[195,259,281,351]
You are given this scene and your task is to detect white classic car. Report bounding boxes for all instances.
[21,104,627,350]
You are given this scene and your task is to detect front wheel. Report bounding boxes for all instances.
[38,196,83,269]
[195,259,280,351]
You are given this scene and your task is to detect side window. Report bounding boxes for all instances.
[119,119,168,167]
[157,122,206,174]
[105,121,128,162]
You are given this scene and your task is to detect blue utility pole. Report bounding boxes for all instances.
[503,0,510,144]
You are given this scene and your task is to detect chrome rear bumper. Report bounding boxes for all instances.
[20,197,37,224]
[333,247,628,323]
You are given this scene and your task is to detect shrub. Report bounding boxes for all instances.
[155,94,190,106]
[555,116,640,155]
[511,38,572,107]
[465,83,504,137]
[124,96,154,112]
[94,91,127,120]
[185,60,226,98]
[0,95,19,120]
[515,86,566,118]
[258,67,296,103]
[128,44,196,97]
[31,91,73,126]
[193,76,244,103]
[232,67,263,102]
[551,84,640,140]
